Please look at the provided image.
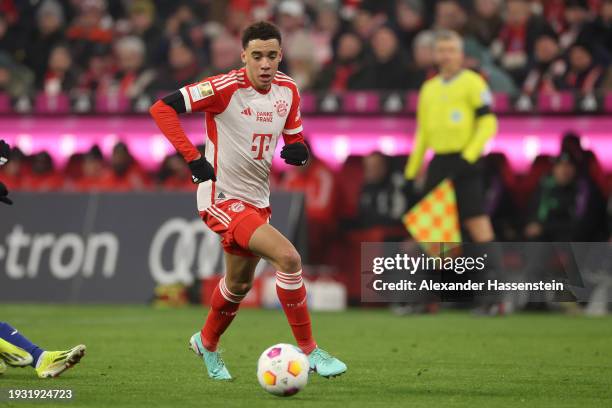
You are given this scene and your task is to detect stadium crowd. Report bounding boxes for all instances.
[0,0,612,97]
[1,0,611,245]
[2,131,610,243]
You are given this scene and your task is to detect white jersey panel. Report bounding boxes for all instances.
[197,83,295,211]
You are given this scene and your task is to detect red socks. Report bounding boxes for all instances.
[201,271,317,355]
[276,270,317,354]
[200,278,244,352]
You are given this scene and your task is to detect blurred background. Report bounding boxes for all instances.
[0,0,611,311]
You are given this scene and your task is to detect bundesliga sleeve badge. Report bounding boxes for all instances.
[189,81,215,102]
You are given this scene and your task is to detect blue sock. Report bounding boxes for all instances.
[0,322,45,367]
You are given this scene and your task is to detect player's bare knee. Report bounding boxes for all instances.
[225,279,253,296]
[276,248,301,273]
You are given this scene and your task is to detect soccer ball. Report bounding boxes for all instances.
[257,343,309,397]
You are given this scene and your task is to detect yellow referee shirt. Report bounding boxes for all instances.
[404,69,498,180]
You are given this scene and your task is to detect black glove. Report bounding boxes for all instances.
[281,142,309,166]
[0,181,13,205]
[0,140,9,166]
[188,156,216,184]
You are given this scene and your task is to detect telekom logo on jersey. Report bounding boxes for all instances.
[252,133,273,160]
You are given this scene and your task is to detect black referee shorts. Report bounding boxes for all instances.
[424,153,486,220]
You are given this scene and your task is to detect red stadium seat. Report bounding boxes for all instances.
[342,92,381,113]
[95,93,130,114]
[63,153,84,180]
[0,93,10,113]
[537,92,574,113]
[35,93,70,114]
[336,155,364,219]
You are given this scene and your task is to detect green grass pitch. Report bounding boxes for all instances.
[1,305,611,408]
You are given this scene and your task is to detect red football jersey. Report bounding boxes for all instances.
[178,68,304,210]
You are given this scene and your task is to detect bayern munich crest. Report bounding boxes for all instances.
[274,100,288,117]
[229,202,245,213]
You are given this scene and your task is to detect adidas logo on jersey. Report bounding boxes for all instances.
[217,192,226,199]
[241,107,253,116]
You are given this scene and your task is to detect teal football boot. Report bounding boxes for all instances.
[189,332,232,380]
[308,347,347,378]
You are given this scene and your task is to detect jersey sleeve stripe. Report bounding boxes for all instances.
[274,79,297,87]
[211,73,234,82]
[179,87,192,113]
[216,80,237,90]
[275,76,296,83]
[212,77,236,87]
[211,78,233,87]
[275,74,296,82]
[212,75,237,86]
[283,125,303,135]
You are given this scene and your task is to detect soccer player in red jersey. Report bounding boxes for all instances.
[150,21,346,380]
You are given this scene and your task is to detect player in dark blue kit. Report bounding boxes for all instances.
[0,322,85,378]
[0,141,86,378]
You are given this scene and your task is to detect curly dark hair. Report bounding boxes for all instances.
[241,21,282,49]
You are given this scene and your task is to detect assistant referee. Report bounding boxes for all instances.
[404,30,498,243]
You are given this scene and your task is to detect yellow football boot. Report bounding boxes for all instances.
[35,345,86,378]
[0,337,33,367]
